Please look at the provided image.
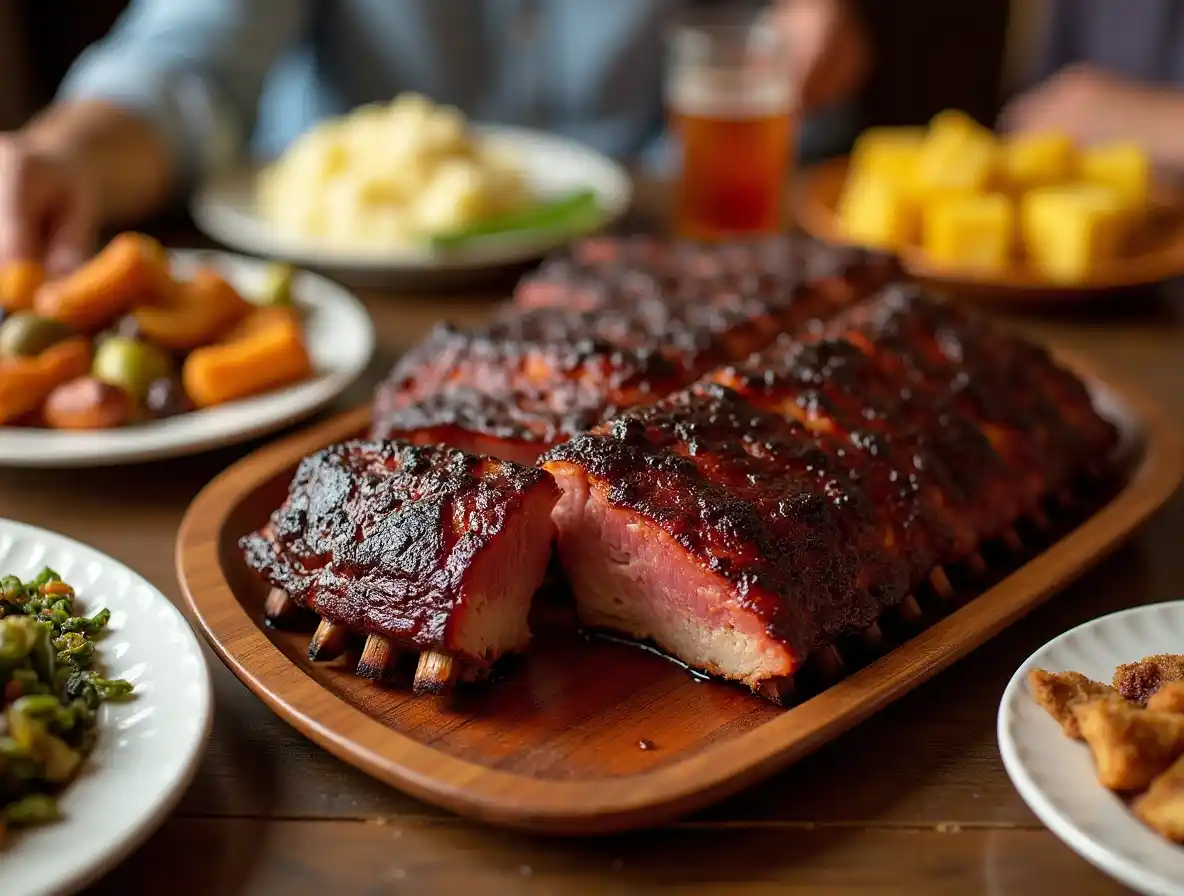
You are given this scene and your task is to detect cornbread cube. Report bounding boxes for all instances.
[838,173,919,250]
[849,127,926,183]
[1001,132,1077,192]
[1021,185,1130,283]
[928,108,982,138]
[1080,141,1151,207]
[913,113,998,196]
[922,192,1015,271]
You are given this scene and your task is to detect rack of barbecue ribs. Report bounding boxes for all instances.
[244,234,1117,704]
[371,235,900,464]
[241,441,559,694]
[542,283,1117,701]
[513,233,899,312]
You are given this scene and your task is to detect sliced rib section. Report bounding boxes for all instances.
[542,287,1118,693]
[241,440,559,677]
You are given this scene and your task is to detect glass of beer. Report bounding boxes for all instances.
[667,14,796,240]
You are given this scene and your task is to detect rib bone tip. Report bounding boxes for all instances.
[1002,528,1023,552]
[413,650,459,696]
[308,616,349,663]
[757,675,796,705]
[966,551,987,576]
[899,594,924,622]
[929,566,955,599]
[812,644,846,678]
[356,633,401,681]
[264,587,296,620]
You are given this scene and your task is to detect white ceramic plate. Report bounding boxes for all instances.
[191,124,632,284]
[0,249,375,468]
[0,518,212,896]
[998,602,1184,896]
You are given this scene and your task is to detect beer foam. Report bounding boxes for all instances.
[667,69,795,118]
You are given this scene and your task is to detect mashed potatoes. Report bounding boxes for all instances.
[257,93,529,249]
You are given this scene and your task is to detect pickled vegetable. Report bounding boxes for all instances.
[0,338,92,424]
[44,377,134,430]
[0,313,74,359]
[0,569,133,837]
[253,263,295,307]
[144,377,194,419]
[92,337,173,402]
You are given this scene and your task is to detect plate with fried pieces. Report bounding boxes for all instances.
[191,93,631,285]
[0,518,212,896]
[999,603,1184,896]
[0,236,375,467]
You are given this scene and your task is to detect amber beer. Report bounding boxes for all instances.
[667,21,795,240]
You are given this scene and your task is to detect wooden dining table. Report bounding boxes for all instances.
[9,182,1184,895]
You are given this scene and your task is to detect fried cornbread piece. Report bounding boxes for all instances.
[1028,668,1125,739]
[1073,699,1184,790]
[1134,754,1184,842]
[1147,681,1184,714]
[1113,654,1184,704]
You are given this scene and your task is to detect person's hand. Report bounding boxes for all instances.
[0,136,97,276]
[999,64,1163,146]
[768,0,872,112]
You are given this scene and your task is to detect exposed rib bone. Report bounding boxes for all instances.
[929,566,955,599]
[356,634,402,681]
[965,551,987,576]
[861,621,884,647]
[898,594,924,622]
[1002,528,1023,552]
[263,587,297,624]
[814,644,846,678]
[757,676,796,705]
[308,617,349,662]
[413,650,459,696]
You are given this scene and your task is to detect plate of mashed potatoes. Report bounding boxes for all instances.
[192,93,631,285]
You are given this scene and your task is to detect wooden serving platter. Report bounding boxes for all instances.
[797,157,1184,305]
[176,353,1182,835]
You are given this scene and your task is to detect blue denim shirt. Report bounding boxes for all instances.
[59,0,855,189]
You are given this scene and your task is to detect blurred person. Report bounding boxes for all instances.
[0,0,870,274]
[1000,0,1184,166]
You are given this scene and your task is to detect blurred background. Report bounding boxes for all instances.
[0,0,1012,137]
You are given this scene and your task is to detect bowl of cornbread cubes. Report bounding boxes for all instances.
[799,109,1183,299]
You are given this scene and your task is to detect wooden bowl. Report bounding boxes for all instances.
[176,355,1181,835]
[797,158,1184,305]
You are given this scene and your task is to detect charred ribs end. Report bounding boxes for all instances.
[542,290,1117,695]
[240,440,559,673]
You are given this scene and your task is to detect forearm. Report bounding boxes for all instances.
[22,101,174,226]
[1121,90,1184,171]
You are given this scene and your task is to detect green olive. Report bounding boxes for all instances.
[92,337,174,402]
[253,263,295,307]
[0,313,73,359]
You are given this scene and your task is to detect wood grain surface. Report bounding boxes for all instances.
[4,193,1183,891]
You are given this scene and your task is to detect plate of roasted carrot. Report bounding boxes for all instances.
[1000,603,1184,896]
[0,234,375,467]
